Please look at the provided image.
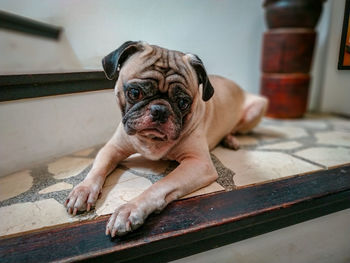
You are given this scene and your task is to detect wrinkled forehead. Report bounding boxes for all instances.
[119,45,198,94]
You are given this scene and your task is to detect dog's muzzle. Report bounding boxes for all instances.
[150,104,170,124]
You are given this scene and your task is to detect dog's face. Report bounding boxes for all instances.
[102,41,214,143]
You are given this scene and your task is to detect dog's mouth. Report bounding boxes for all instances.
[138,128,168,141]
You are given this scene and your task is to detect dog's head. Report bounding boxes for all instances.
[102,41,214,142]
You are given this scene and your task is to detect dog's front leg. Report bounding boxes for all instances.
[106,151,218,237]
[65,125,134,215]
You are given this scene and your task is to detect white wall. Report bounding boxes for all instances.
[0,91,120,176]
[0,30,83,74]
[309,0,332,110]
[321,0,350,115]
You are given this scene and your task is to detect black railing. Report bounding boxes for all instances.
[0,10,62,40]
[0,71,115,101]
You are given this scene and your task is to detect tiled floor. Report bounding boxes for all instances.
[1,113,350,237]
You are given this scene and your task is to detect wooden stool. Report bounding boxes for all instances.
[261,0,325,118]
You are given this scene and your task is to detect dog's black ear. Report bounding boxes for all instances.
[188,54,214,101]
[102,41,141,80]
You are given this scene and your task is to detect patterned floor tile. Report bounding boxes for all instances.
[276,116,329,130]
[0,170,32,202]
[212,147,321,186]
[315,131,350,147]
[330,120,350,132]
[258,141,303,150]
[38,182,73,194]
[48,157,93,179]
[95,172,152,216]
[103,168,141,187]
[182,182,225,199]
[295,147,350,168]
[72,147,95,157]
[254,125,308,141]
[120,153,170,175]
[0,198,79,237]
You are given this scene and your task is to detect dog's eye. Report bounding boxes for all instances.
[177,98,191,111]
[127,88,142,101]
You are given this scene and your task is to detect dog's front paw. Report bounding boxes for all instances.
[65,179,102,215]
[105,202,147,237]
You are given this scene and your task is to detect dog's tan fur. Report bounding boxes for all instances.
[65,42,268,237]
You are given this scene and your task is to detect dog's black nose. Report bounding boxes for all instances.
[150,104,169,123]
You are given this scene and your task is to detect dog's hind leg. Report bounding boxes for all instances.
[222,94,268,150]
[222,134,241,150]
[235,94,268,134]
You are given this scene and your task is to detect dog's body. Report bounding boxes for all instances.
[65,41,268,237]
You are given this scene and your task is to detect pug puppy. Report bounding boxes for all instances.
[65,41,268,237]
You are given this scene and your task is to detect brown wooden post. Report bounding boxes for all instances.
[260,0,326,118]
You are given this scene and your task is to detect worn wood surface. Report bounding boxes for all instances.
[261,73,310,118]
[263,0,325,29]
[0,165,349,263]
[262,29,316,73]
[261,0,326,119]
